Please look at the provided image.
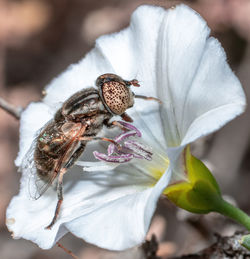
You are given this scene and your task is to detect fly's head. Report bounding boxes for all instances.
[96,73,140,116]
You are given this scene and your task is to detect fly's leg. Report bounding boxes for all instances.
[63,143,86,169]
[121,112,133,122]
[80,136,122,150]
[45,145,85,230]
[134,94,162,104]
[103,120,132,131]
[45,167,66,230]
[104,120,141,136]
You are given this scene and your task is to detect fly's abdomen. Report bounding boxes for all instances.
[35,122,70,178]
[34,150,56,180]
[34,119,87,180]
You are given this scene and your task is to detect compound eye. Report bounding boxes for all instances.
[102,81,131,115]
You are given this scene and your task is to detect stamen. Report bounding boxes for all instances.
[93,151,134,163]
[93,122,153,165]
[107,143,115,156]
[108,144,133,155]
[124,140,153,161]
[108,121,142,155]
[125,140,153,154]
[115,130,138,142]
[117,121,142,137]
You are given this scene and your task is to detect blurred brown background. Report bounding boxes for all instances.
[0,0,250,258]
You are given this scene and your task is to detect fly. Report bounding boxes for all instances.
[26,73,161,229]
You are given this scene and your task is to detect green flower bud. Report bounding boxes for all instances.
[164,146,222,214]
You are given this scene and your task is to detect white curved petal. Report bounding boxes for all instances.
[65,165,172,250]
[156,4,209,146]
[156,4,246,146]
[6,158,171,250]
[166,145,188,183]
[43,48,114,110]
[15,102,53,166]
[180,38,246,145]
[96,5,166,106]
[127,104,167,152]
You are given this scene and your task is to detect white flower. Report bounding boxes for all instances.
[6,4,245,251]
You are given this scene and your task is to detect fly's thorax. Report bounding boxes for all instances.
[61,87,106,120]
[96,74,135,115]
[83,112,112,136]
[54,109,64,122]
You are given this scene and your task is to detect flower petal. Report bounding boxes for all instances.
[128,105,167,152]
[65,164,172,250]
[6,158,171,250]
[156,4,246,146]
[96,5,166,105]
[180,38,246,145]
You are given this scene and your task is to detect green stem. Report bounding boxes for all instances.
[215,198,250,231]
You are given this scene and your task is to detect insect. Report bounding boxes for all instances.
[28,73,161,229]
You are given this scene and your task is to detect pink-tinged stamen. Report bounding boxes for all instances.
[115,130,137,143]
[108,144,133,155]
[107,127,139,155]
[94,122,152,165]
[124,140,153,161]
[125,140,153,154]
[93,151,133,163]
[117,121,142,137]
[107,143,115,156]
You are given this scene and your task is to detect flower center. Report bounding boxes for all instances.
[75,121,169,190]
[93,121,153,163]
[75,121,168,184]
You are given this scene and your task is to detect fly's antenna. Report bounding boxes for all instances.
[134,95,162,104]
[130,79,140,87]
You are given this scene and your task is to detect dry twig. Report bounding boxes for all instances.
[0,96,22,119]
[171,231,250,259]
[56,242,79,259]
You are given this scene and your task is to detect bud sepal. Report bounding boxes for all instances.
[164,146,221,213]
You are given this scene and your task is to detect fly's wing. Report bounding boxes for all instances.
[29,171,57,200]
[20,122,58,200]
[21,120,87,200]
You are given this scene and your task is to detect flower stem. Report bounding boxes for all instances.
[215,198,250,231]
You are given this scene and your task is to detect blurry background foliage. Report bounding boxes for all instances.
[0,0,250,258]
